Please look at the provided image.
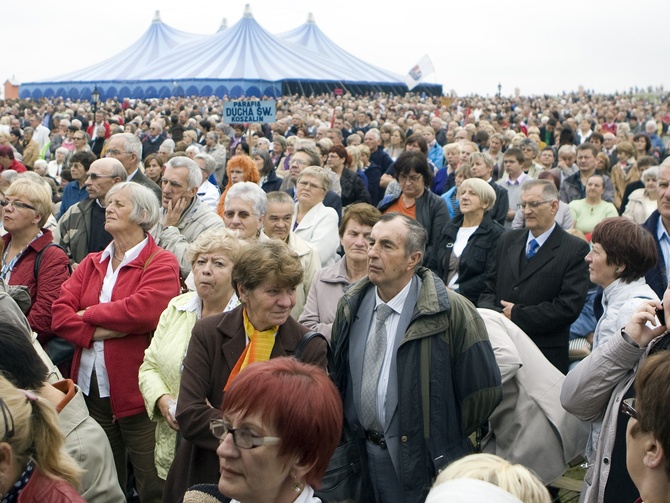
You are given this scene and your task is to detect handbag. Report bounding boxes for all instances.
[293,331,374,503]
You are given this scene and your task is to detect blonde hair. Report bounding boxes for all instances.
[5,173,53,227]
[185,227,248,266]
[435,454,550,503]
[0,375,82,489]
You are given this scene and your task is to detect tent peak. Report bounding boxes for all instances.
[307,12,315,24]
[218,18,228,32]
[243,4,253,18]
[152,10,161,23]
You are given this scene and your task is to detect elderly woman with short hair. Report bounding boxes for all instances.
[293,166,340,267]
[163,240,327,501]
[379,150,450,266]
[432,178,503,304]
[139,228,247,481]
[52,182,181,503]
[216,155,260,218]
[3,175,70,345]
[623,166,659,224]
[222,181,267,240]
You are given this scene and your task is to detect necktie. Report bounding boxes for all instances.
[224,309,277,391]
[527,238,539,259]
[361,304,395,431]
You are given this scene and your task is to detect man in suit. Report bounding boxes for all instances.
[105,132,162,202]
[643,160,670,298]
[332,213,502,503]
[479,178,590,373]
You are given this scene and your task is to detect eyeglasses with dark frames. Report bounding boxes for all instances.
[85,173,117,181]
[0,200,37,211]
[621,397,638,420]
[210,419,280,449]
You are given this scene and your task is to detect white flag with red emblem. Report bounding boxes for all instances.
[405,55,435,90]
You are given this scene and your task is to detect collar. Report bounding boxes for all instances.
[375,277,413,315]
[100,236,148,265]
[657,215,670,243]
[127,168,140,180]
[526,222,556,248]
[504,172,527,186]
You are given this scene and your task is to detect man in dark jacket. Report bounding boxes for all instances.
[642,162,670,298]
[141,122,166,160]
[332,213,502,503]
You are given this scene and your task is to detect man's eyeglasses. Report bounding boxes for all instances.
[517,200,553,210]
[0,398,14,442]
[621,398,638,420]
[210,419,280,449]
[105,149,131,157]
[86,173,117,181]
[74,136,86,140]
[0,200,36,211]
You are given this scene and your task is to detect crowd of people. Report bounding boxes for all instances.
[1,89,670,503]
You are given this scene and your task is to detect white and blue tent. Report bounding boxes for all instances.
[19,6,441,100]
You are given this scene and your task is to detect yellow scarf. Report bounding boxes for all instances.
[224,309,277,391]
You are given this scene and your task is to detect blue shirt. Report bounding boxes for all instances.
[656,217,670,282]
[59,181,89,219]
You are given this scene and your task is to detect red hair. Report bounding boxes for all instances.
[330,144,351,167]
[221,357,342,488]
[216,155,260,217]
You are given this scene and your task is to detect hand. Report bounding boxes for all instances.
[623,300,666,348]
[72,262,79,271]
[92,327,128,341]
[501,300,514,320]
[506,209,515,221]
[157,395,180,431]
[163,197,189,227]
[379,174,394,188]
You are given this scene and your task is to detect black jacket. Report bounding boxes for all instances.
[339,168,371,207]
[643,210,667,298]
[432,213,504,305]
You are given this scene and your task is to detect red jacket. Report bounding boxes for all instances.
[4,158,28,172]
[18,468,85,503]
[4,230,70,344]
[51,234,180,418]
[86,121,111,139]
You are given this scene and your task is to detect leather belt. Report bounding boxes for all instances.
[365,430,387,449]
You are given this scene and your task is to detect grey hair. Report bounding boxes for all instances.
[160,139,175,153]
[108,159,128,181]
[225,181,268,216]
[294,144,322,167]
[642,166,660,182]
[55,147,69,156]
[520,138,538,156]
[165,156,202,189]
[150,121,163,134]
[23,127,34,135]
[116,133,143,165]
[521,178,558,201]
[33,159,48,170]
[365,128,381,141]
[205,132,218,142]
[266,191,294,205]
[558,144,577,156]
[297,166,332,192]
[106,182,160,231]
[255,137,271,149]
[379,213,427,263]
[185,145,200,155]
[194,153,217,175]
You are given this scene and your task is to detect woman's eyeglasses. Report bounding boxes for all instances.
[210,419,280,449]
[0,200,36,211]
[621,397,638,420]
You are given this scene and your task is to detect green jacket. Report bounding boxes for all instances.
[332,267,502,502]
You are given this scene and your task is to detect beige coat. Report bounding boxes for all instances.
[478,309,589,484]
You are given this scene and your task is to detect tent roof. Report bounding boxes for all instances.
[38,11,205,82]
[130,6,393,84]
[277,14,403,83]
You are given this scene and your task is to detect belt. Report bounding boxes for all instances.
[365,430,387,449]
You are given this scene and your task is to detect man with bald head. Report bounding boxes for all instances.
[57,158,127,267]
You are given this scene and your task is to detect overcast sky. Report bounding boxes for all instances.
[3,0,669,98]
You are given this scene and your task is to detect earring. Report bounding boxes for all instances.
[616,268,622,274]
[294,481,304,493]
